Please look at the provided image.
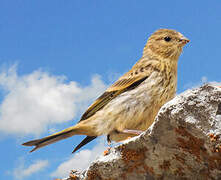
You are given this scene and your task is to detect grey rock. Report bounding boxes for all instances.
[66,85,221,180]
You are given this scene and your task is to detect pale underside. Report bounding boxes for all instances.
[80,70,177,142]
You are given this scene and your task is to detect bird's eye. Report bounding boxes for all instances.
[164,36,171,42]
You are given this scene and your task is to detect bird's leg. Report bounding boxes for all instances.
[121,129,144,135]
[103,135,111,156]
[107,134,111,145]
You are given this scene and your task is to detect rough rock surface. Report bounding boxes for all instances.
[65,85,221,180]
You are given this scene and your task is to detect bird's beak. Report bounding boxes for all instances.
[179,36,190,45]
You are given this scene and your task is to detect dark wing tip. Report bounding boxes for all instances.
[29,146,38,153]
[72,136,97,153]
[72,147,79,154]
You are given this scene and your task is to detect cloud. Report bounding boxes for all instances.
[183,76,208,90]
[0,64,107,136]
[51,138,107,178]
[12,159,49,179]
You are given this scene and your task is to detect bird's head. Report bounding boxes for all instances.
[143,29,189,61]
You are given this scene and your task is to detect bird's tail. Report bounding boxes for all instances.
[22,123,90,152]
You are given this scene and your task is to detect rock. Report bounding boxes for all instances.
[65,85,221,180]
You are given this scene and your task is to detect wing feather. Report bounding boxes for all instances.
[75,61,155,150]
[80,72,149,121]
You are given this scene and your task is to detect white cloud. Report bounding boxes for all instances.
[51,138,107,178]
[0,64,107,136]
[183,76,208,90]
[201,76,208,84]
[12,159,49,179]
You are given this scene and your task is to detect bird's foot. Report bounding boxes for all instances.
[121,129,144,135]
[103,147,111,156]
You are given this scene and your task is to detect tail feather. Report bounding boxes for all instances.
[22,126,78,152]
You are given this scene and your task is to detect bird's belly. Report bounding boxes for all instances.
[91,75,176,140]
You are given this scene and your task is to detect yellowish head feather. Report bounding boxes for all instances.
[143,29,189,61]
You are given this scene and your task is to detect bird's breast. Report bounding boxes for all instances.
[92,71,177,137]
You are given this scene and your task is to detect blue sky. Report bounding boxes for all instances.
[0,1,221,179]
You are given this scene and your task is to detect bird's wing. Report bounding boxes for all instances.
[72,70,149,152]
[79,67,150,122]
[73,62,154,152]
[72,136,97,153]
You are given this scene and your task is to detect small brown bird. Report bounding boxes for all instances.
[22,29,189,153]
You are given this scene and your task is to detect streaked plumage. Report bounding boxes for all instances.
[22,29,189,153]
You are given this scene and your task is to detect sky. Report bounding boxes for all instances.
[0,1,221,179]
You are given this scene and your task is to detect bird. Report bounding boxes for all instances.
[22,29,189,153]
